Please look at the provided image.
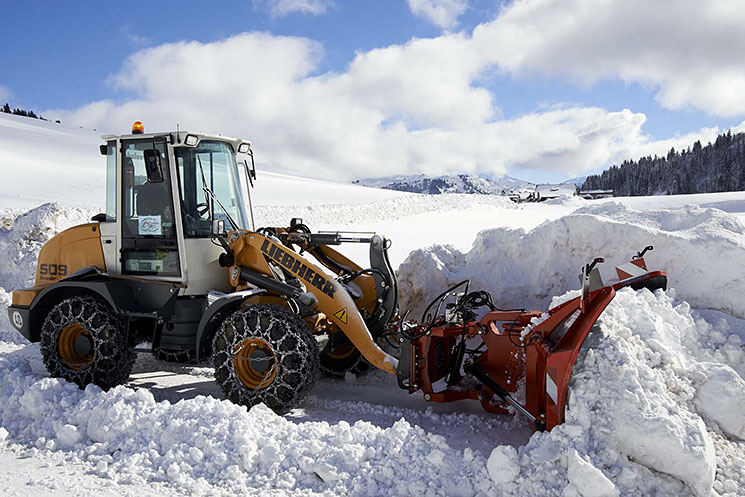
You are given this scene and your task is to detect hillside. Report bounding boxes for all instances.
[0,113,407,212]
[582,130,745,196]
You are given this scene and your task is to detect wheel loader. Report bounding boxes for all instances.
[6,123,667,429]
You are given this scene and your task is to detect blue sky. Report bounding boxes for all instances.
[2,1,743,183]
[2,1,452,108]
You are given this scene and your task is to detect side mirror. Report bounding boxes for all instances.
[243,160,256,187]
[143,149,164,183]
[212,219,225,236]
[99,144,107,156]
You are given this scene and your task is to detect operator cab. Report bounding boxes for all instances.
[98,122,256,294]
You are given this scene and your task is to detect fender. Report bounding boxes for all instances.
[229,231,399,374]
[9,267,179,343]
[194,288,266,362]
[10,279,136,342]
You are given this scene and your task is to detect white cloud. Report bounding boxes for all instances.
[472,0,745,117]
[254,0,333,18]
[119,24,149,45]
[342,33,495,128]
[0,85,11,102]
[407,0,468,30]
[732,120,745,135]
[45,29,720,181]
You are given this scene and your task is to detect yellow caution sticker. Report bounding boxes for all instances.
[333,307,349,325]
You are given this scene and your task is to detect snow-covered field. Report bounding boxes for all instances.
[1,114,745,496]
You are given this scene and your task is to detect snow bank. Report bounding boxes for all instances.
[397,203,745,495]
[254,193,516,228]
[0,203,93,291]
[397,202,745,319]
[0,204,93,343]
[0,354,496,496]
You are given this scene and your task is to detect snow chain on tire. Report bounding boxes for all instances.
[40,295,135,390]
[212,304,320,414]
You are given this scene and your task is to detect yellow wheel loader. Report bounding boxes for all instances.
[6,123,400,413]
[7,123,668,429]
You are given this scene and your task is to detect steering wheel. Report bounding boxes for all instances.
[196,202,210,217]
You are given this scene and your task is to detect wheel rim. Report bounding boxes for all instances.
[58,323,94,370]
[233,337,278,390]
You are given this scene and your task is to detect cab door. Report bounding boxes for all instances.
[99,140,119,273]
[119,137,182,280]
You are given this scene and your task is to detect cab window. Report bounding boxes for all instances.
[120,139,180,276]
[121,140,175,238]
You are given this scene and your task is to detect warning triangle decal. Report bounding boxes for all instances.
[333,307,349,325]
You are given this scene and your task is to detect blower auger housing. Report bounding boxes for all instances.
[6,123,668,429]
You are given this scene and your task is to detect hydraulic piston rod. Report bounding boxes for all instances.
[464,361,546,431]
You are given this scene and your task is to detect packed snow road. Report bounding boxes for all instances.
[2,195,745,496]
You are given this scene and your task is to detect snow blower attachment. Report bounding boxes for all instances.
[395,249,667,431]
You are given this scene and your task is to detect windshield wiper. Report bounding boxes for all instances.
[197,156,239,231]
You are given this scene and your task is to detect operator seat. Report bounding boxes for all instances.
[136,181,174,237]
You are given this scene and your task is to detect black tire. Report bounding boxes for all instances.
[40,295,135,390]
[152,347,196,364]
[320,333,373,378]
[212,304,319,414]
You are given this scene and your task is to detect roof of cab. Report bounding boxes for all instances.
[100,131,250,151]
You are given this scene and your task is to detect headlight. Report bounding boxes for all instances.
[238,142,251,153]
[185,135,198,146]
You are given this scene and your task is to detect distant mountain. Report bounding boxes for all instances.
[354,174,535,195]
[562,176,587,187]
[582,130,745,196]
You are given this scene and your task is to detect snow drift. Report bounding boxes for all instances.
[397,202,745,320]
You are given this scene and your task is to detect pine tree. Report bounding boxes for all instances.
[581,131,745,196]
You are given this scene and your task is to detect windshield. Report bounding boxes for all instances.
[175,140,250,237]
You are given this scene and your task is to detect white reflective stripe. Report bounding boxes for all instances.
[616,261,647,279]
[546,372,558,403]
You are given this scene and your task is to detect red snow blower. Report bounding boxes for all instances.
[395,247,667,431]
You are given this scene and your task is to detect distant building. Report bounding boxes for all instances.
[579,189,614,200]
[535,183,577,201]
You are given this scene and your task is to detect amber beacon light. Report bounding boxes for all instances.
[131,121,144,134]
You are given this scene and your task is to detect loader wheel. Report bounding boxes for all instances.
[40,296,135,390]
[320,333,373,378]
[212,304,319,414]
